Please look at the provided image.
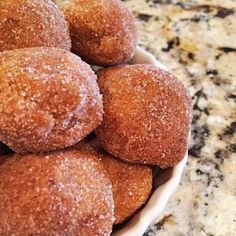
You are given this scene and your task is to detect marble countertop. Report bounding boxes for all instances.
[122,0,236,235]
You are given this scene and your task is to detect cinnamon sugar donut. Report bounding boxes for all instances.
[0,0,71,52]
[96,65,192,168]
[100,152,152,224]
[74,140,153,224]
[0,150,114,235]
[0,47,103,153]
[59,0,138,66]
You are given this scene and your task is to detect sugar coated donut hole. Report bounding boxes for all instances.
[0,47,103,153]
[0,150,114,236]
[100,153,152,224]
[96,65,192,168]
[59,0,138,66]
[74,140,153,224]
[0,0,71,51]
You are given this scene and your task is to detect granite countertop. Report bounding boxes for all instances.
[122,0,236,235]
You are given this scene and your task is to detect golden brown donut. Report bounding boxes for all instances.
[0,47,103,154]
[74,140,153,224]
[59,0,138,66]
[96,65,192,168]
[0,0,71,52]
[0,150,114,236]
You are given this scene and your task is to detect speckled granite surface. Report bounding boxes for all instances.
[122,0,236,235]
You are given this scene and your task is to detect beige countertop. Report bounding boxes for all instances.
[122,0,236,235]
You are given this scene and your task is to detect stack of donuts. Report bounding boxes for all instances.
[0,0,192,235]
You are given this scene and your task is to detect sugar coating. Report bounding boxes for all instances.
[99,152,152,224]
[96,64,193,168]
[0,0,71,51]
[60,0,138,66]
[0,47,103,153]
[74,140,153,224]
[0,150,114,236]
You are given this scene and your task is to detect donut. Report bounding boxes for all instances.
[100,153,152,224]
[0,0,71,52]
[96,65,192,168]
[0,150,114,235]
[59,0,138,66]
[0,47,103,153]
[74,140,153,224]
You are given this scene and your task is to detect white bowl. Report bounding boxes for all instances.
[112,47,189,236]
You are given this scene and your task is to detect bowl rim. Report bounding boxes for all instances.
[112,46,189,236]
